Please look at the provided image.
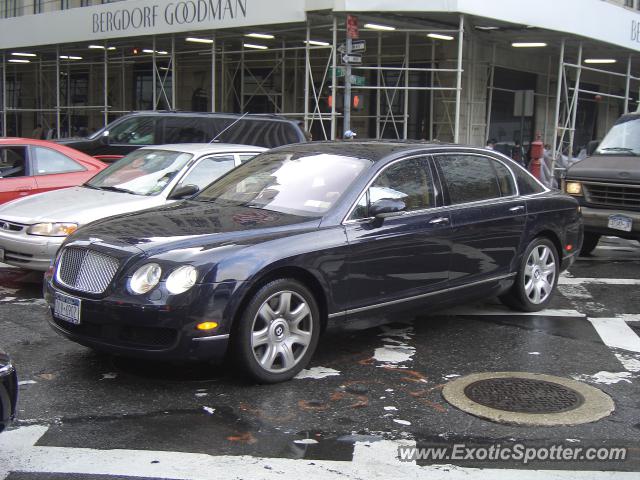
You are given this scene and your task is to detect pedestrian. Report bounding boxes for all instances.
[486,138,496,150]
[31,124,45,140]
[511,141,526,167]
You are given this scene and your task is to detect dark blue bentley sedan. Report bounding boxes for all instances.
[44,142,582,383]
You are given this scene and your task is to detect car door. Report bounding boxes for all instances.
[433,153,526,287]
[171,154,238,196]
[0,145,36,204]
[343,155,452,314]
[30,145,89,194]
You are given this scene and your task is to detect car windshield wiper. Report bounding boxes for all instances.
[599,147,639,155]
[82,183,101,190]
[93,185,139,195]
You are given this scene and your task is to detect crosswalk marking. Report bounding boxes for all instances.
[558,278,640,286]
[1,425,637,480]
[588,318,640,353]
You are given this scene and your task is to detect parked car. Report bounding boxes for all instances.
[56,112,306,162]
[44,142,582,383]
[0,138,106,205]
[564,113,640,255]
[0,143,265,271]
[0,348,18,432]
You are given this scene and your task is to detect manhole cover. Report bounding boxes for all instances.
[463,377,585,414]
[442,372,615,426]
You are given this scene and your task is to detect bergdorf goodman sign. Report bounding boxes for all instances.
[92,0,247,34]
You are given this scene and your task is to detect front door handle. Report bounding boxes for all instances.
[509,205,525,213]
[429,216,450,225]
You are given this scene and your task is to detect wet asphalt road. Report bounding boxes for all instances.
[1,237,639,478]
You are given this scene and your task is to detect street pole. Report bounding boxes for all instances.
[343,35,352,137]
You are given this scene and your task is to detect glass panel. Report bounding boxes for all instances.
[32,147,84,175]
[108,116,157,145]
[437,155,502,204]
[177,155,235,191]
[491,160,516,197]
[86,149,192,196]
[197,152,372,217]
[0,146,27,178]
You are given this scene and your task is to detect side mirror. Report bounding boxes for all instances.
[587,140,599,156]
[369,198,406,225]
[168,184,199,200]
[101,130,110,145]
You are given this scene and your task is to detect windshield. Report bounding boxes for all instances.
[86,149,193,196]
[195,152,372,216]
[596,116,640,156]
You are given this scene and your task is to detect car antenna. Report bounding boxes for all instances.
[209,112,250,143]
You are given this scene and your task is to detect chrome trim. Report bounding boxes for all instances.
[192,334,230,342]
[327,273,516,318]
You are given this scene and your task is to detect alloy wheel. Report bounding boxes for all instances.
[523,244,556,304]
[250,290,313,373]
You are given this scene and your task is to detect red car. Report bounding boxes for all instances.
[0,138,106,204]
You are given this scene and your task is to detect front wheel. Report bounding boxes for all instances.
[232,279,320,383]
[579,232,601,256]
[500,237,560,312]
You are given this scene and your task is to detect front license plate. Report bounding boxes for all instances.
[608,214,632,232]
[54,292,81,325]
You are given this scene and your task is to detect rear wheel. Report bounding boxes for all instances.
[232,278,320,383]
[579,233,601,256]
[500,237,559,312]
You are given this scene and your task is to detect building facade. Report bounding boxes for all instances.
[1,0,639,162]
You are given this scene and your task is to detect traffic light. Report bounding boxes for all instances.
[352,94,364,110]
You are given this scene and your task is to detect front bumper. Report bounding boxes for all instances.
[44,278,243,362]
[0,228,62,271]
[581,206,640,239]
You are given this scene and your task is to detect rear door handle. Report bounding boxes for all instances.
[429,216,450,225]
[509,205,525,213]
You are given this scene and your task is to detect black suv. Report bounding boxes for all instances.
[564,113,640,254]
[57,112,307,162]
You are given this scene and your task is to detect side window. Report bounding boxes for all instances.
[436,155,503,204]
[163,117,210,143]
[239,153,258,163]
[109,116,157,145]
[0,146,27,178]
[350,157,434,220]
[490,160,516,197]
[32,147,85,175]
[176,155,236,191]
[514,167,545,195]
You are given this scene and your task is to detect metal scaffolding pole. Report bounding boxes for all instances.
[544,55,552,143]
[1,53,6,137]
[240,45,245,112]
[624,54,632,114]
[403,32,409,139]
[121,50,126,111]
[171,36,176,110]
[211,34,217,112]
[304,22,310,129]
[485,43,496,143]
[331,16,337,140]
[103,45,108,128]
[551,39,565,171]
[152,36,157,110]
[377,33,382,139]
[56,45,61,139]
[454,14,464,144]
[221,42,226,112]
[568,42,583,162]
[281,39,286,113]
[429,41,435,140]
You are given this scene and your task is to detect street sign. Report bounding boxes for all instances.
[346,15,359,39]
[342,54,362,65]
[338,40,366,54]
[349,74,366,86]
[331,67,346,78]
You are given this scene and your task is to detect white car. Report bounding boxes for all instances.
[0,143,265,271]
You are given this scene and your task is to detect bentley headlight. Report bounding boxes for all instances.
[565,181,582,196]
[27,222,78,237]
[130,263,162,294]
[166,265,198,295]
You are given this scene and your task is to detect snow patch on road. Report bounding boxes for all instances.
[373,326,415,368]
[293,439,319,445]
[573,371,633,385]
[295,366,341,379]
[393,419,411,426]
